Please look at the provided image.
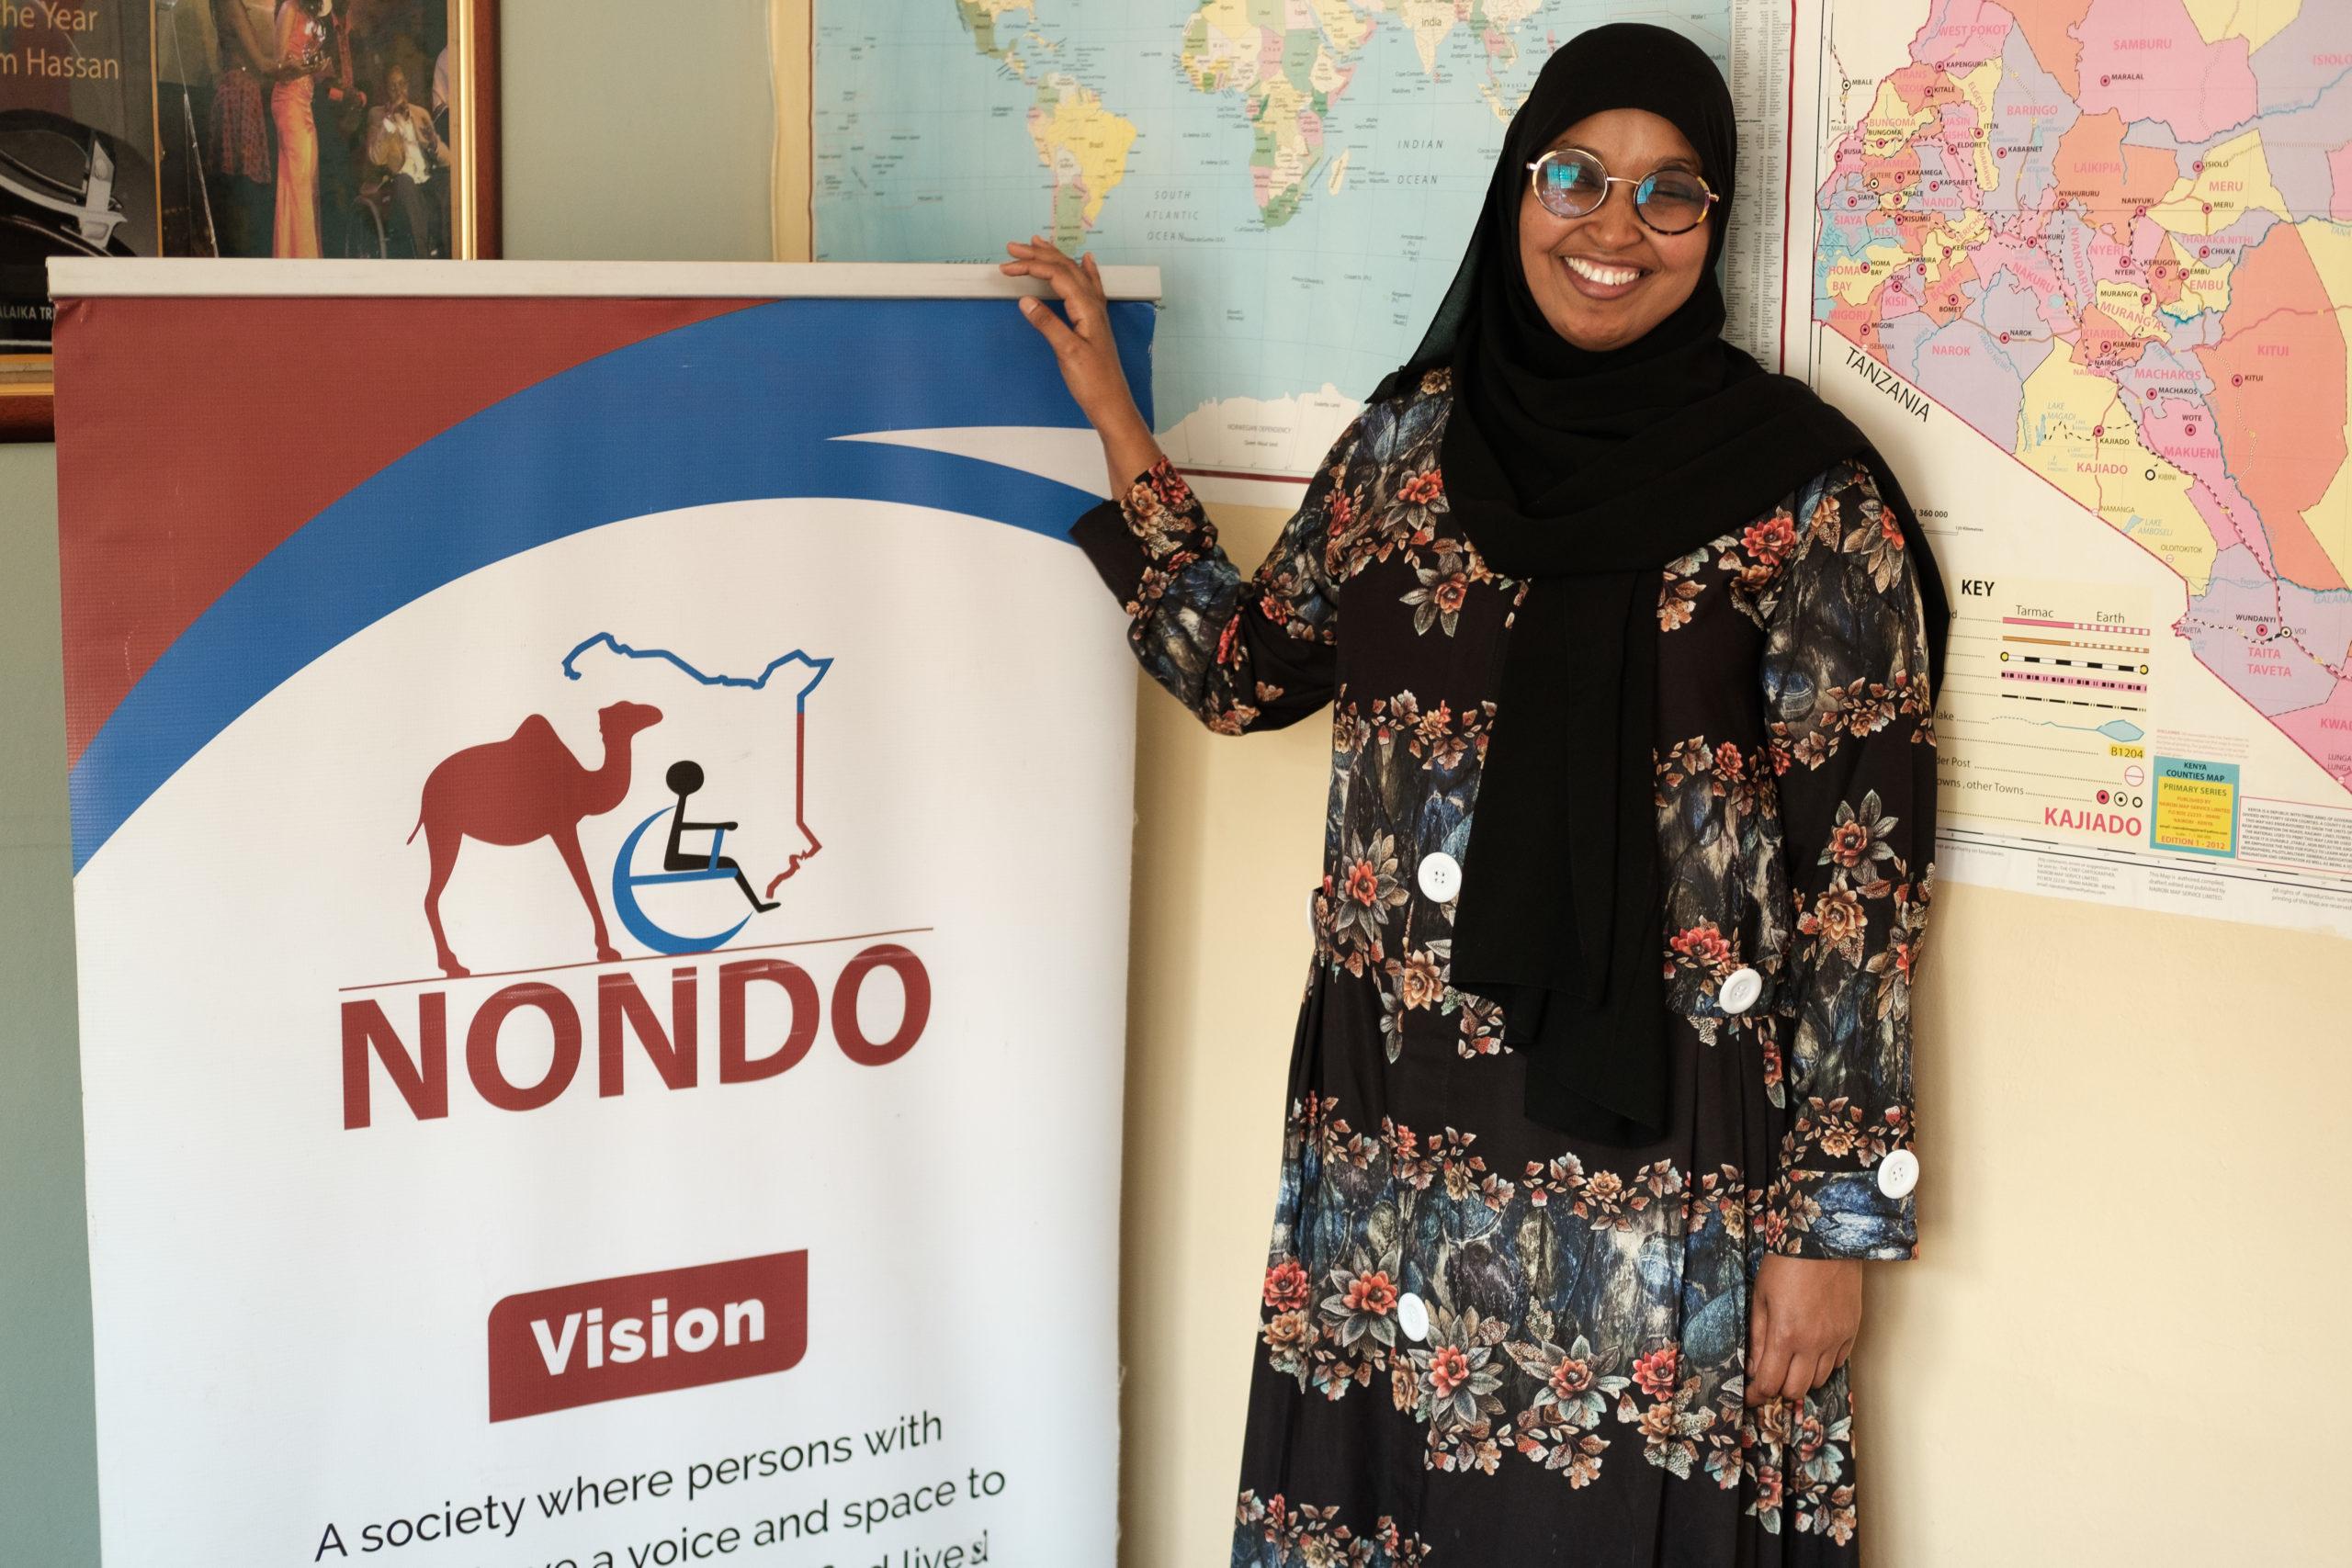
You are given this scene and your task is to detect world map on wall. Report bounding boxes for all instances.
[813,0,2352,928]
[811,1,1757,479]
[1813,0,2352,788]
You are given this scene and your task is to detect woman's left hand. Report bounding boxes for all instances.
[1744,1255,1861,1406]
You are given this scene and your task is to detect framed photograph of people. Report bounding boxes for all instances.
[1,0,503,439]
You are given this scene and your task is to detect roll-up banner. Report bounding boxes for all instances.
[46,259,1157,1568]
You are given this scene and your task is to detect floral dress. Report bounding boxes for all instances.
[1068,366,1939,1565]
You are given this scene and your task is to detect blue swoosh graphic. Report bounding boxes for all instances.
[70,295,1154,871]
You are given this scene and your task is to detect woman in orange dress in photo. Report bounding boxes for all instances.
[270,0,333,257]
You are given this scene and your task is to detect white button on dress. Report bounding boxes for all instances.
[1876,1148,1920,1200]
[1718,965,1763,1014]
[1396,1290,1430,1343]
[1416,852,1463,902]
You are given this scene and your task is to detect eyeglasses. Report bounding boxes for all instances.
[1523,147,1719,235]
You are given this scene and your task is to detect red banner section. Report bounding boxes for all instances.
[488,1250,809,1421]
[49,295,756,763]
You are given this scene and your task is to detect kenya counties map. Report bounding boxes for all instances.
[1787,0,2350,931]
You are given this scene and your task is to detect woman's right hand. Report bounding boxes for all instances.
[1001,235,1165,494]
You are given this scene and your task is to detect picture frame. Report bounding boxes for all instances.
[1,0,502,442]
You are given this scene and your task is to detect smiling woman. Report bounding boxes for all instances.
[1010,18,1952,1564]
[1516,110,1714,350]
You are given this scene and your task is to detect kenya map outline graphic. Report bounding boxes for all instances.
[561,633,834,901]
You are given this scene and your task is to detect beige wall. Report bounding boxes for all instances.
[0,444,95,1564]
[503,0,778,264]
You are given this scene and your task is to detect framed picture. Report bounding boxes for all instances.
[1,0,502,440]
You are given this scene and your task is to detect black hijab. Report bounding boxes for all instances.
[1368,23,1951,1145]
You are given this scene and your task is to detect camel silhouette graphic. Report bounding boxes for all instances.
[408,701,664,978]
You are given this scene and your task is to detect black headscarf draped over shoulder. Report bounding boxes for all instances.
[1372,23,1951,1145]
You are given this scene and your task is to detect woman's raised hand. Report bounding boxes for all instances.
[1001,236,1162,491]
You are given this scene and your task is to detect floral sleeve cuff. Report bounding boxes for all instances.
[1067,458,1216,610]
[1764,1100,1918,1262]
[1068,493,1149,604]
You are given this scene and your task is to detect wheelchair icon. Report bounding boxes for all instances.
[609,761,778,956]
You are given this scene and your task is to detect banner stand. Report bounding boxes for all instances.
[48,258,1157,1568]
